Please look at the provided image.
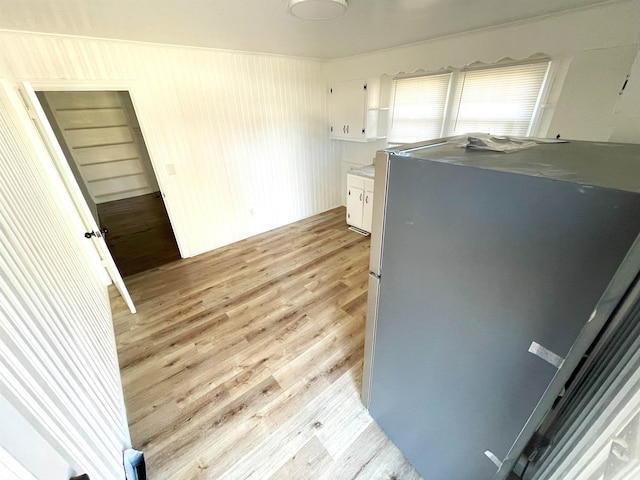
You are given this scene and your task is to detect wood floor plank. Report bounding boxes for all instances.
[111,207,422,479]
[221,366,365,480]
[313,364,374,460]
[268,433,332,479]
[319,421,422,480]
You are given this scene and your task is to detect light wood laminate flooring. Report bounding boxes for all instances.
[110,207,422,480]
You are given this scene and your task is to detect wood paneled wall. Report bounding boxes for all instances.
[39,90,160,204]
[0,31,337,257]
[0,83,131,479]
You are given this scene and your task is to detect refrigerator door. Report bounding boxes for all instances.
[370,137,455,277]
[368,154,640,479]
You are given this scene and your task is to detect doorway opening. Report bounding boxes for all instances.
[37,90,181,277]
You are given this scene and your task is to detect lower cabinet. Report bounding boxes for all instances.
[346,173,374,233]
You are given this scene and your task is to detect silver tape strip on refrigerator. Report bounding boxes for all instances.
[484,450,503,469]
[528,341,564,369]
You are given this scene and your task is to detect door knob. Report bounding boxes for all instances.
[84,228,108,239]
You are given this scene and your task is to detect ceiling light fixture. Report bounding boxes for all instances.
[288,0,348,20]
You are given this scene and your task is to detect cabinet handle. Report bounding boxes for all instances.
[343,125,346,134]
[360,193,363,201]
[365,195,368,204]
[348,190,351,196]
[346,125,350,134]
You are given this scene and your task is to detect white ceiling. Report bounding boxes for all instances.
[0,0,622,59]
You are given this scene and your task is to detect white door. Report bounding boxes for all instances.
[19,82,136,314]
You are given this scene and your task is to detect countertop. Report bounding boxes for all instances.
[348,164,375,179]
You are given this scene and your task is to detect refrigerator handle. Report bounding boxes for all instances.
[362,272,381,408]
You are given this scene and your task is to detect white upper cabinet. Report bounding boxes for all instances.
[329,78,367,141]
[329,77,390,142]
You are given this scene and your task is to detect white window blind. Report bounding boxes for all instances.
[451,62,550,136]
[389,73,451,144]
[388,61,551,144]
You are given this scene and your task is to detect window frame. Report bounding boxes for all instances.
[388,58,559,146]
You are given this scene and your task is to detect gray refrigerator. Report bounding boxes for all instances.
[362,136,640,479]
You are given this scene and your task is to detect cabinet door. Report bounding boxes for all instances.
[362,179,375,233]
[347,186,364,228]
[329,79,367,141]
[329,83,348,140]
[347,185,364,228]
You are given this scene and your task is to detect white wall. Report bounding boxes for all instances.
[325,0,640,179]
[0,83,131,479]
[40,90,162,205]
[0,394,70,479]
[0,32,336,257]
[1,3,638,254]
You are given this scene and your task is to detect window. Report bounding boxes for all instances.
[389,61,551,144]
[388,73,451,144]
